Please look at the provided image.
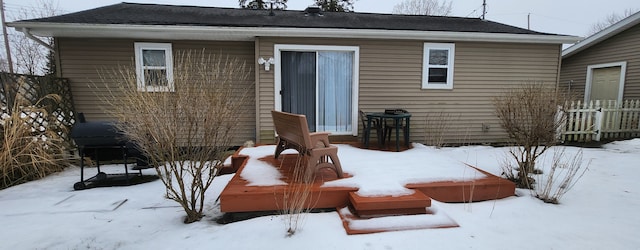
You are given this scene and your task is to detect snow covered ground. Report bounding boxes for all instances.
[1,139,639,249]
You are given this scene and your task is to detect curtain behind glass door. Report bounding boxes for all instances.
[317,51,353,132]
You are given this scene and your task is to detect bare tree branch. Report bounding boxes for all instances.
[239,0,287,10]
[6,0,60,75]
[587,8,638,36]
[392,0,452,16]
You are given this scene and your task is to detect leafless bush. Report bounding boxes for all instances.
[280,155,315,236]
[494,82,567,188]
[423,111,456,148]
[499,153,518,183]
[1,82,68,189]
[534,148,589,204]
[101,49,250,223]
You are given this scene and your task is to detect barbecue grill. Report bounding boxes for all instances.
[70,120,154,190]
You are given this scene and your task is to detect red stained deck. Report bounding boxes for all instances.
[220,154,358,213]
[218,144,515,234]
[219,145,515,214]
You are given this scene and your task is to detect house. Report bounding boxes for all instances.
[560,11,640,103]
[8,3,578,146]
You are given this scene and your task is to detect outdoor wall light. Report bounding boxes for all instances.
[258,57,275,71]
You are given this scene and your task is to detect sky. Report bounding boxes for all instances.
[3,0,639,38]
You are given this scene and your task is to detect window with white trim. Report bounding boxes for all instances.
[134,42,174,92]
[422,43,455,89]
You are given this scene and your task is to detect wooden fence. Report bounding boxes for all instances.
[0,73,76,144]
[561,100,640,142]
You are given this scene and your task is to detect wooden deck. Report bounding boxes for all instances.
[220,154,357,213]
[218,143,515,234]
[219,145,515,213]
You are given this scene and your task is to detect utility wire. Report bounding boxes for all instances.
[465,4,484,18]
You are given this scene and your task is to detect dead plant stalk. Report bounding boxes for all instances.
[423,111,455,148]
[279,153,317,236]
[534,148,589,204]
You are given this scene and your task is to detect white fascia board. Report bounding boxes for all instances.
[562,11,640,58]
[9,22,580,44]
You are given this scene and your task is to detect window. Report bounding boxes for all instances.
[134,42,174,92]
[422,43,455,89]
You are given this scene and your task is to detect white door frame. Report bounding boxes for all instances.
[273,44,360,136]
[584,61,627,102]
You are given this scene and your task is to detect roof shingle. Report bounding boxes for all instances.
[21,2,556,35]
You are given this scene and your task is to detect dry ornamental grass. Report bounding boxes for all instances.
[1,90,68,189]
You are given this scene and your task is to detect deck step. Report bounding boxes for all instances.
[354,207,433,218]
[348,190,431,217]
[337,205,458,235]
[406,176,516,202]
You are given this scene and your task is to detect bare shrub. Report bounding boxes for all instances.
[494,82,567,188]
[279,154,315,236]
[499,153,518,183]
[1,82,68,189]
[423,111,455,148]
[101,49,251,223]
[534,148,589,204]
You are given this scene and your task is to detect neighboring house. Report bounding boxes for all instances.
[560,11,640,103]
[9,3,578,145]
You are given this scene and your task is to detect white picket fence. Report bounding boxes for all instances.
[561,100,640,142]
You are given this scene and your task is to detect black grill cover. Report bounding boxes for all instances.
[71,122,126,147]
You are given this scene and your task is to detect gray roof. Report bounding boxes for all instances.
[21,2,554,36]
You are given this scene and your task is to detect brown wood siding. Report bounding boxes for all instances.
[57,38,256,146]
[256,37,561,144]
[560,24,640,100]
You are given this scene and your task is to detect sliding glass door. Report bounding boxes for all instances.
[276,45,359,135]
[281,51,317,131]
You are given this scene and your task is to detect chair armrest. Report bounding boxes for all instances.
[309,132,332,147]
